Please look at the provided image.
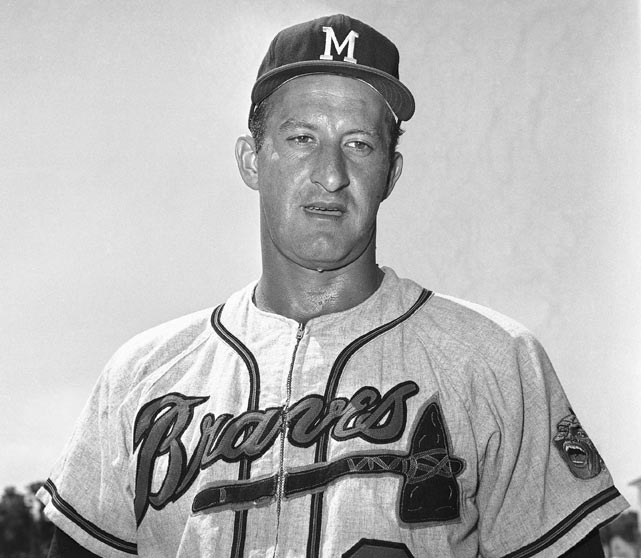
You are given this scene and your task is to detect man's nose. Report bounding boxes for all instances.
[310,143,349,192]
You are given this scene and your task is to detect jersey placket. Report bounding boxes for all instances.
[272,321,306,556]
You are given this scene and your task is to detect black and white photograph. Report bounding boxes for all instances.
[1,1,640,557]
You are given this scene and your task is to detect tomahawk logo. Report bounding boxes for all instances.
[193,394,465,525]
[320,26,359,63]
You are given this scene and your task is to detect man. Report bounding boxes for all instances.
[39,14,627,558]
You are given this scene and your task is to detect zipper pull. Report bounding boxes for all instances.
[296,322,305,341]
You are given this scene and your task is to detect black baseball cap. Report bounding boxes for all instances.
[250,14,415,122]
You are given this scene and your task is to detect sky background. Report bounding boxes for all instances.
[2,0,640,512]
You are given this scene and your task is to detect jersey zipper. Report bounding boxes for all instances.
[272,321,305,557]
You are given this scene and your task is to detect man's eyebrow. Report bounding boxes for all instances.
[344,127,382,139]
[278,119,382,139]
[278,119,318,132]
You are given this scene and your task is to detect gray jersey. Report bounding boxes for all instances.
[38,268,628,557]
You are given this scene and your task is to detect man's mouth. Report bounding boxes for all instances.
[303,204,344,217]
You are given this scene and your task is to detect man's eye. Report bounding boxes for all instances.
[289,135,313,145]
[346,140,373,152]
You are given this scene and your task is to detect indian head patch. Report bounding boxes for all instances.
[553,410,604,480]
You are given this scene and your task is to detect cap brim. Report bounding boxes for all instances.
[251,60,415,122]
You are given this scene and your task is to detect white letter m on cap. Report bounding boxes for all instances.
[320,27,359,63]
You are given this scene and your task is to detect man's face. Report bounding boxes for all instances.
[250,74,403,272]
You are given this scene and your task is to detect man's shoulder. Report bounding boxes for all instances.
[109,282,256,366]
[123,306,215,353]
[105,307,216,379]
[409,289,544,365]
[397,290,559,397]
[102,282,257,384]
[426,293,531,338]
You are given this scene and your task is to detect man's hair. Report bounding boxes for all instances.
[249,98,404,161]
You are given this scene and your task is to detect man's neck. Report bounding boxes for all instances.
[254,257,385,324]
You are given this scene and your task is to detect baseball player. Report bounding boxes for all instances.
[38,14,628,558]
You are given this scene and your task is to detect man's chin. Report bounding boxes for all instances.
[293,239,376,273]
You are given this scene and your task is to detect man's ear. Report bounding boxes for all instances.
[383,151,403,200]
[235,135,259,191]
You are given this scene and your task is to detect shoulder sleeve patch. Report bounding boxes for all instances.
[553,410,604,480]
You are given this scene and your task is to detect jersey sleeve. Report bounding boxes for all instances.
[37,349,139,558]
[475,331,628,558]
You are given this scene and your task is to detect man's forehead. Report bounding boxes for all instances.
[266,74,396,125]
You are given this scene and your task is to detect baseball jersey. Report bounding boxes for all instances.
[37,267,628,558]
